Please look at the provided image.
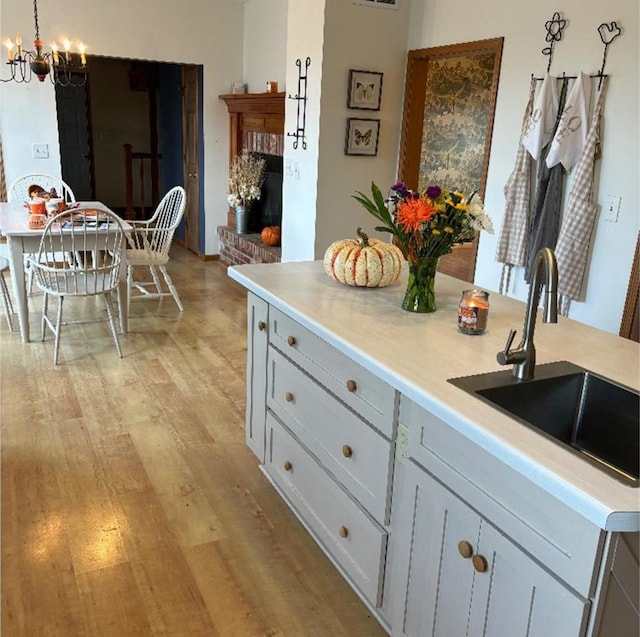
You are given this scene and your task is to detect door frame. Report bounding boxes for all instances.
[181,64,203,256]
[397,38,503,282]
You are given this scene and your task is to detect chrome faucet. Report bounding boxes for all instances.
[497,247,559,380]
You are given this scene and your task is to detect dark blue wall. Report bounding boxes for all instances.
[158,64,185,240]
[157,64,204,249]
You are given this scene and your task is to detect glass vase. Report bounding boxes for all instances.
[402,256,440,313]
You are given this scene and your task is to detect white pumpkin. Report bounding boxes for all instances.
[323,228,405,288]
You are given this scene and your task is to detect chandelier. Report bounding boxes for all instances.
[1,0,88,87]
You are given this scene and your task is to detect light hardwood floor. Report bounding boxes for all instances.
[1,247,387,637]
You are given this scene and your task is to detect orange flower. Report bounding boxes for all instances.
[395,197,436,233]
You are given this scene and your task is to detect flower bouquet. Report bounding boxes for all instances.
[353,182,493,312]
[227,149,266,233]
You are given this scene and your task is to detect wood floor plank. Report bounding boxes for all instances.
[1,249,387,636]
[76,562,153,636]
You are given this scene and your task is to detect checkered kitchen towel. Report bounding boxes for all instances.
[496,77,537,294]
[555,77,608,315]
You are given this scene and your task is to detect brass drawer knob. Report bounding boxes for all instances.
[285,391,294,402]
[342,445,353,458]
[283,460,293,472]
[257,321,267,331]
[472,554,488,573]
[338,525,349,538]
[287,335,297,347]
[458,540,473,559]
[346,379,357,392]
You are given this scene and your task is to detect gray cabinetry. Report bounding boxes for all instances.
[392,460,589,637]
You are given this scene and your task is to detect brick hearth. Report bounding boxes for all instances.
[217,226,281,265]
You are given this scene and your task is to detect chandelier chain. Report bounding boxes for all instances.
[33,0,41,41]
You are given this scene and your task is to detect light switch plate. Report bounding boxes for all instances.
[32,143,49,159]
[604,195,621,223]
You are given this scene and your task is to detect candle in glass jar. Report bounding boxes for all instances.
[458,289,489,335]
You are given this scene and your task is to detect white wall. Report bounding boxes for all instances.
[0,0,244,255]
[408,0,639,333]
[280,0,325,262]
[314,0,411,256]
[281,0,411,262]
[243,0,287,93]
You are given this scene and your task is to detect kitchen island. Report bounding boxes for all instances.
[229,260,639,637]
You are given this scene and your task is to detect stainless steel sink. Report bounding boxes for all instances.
[448,361,640,486]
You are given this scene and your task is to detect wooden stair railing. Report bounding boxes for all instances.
[123,143,162,220]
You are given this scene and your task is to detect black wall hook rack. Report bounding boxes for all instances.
[541,11,567,73]
[287,57,311,150]
[596,21,622,90]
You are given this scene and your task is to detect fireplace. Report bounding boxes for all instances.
[249,153,283,233]
[218,92,285,265]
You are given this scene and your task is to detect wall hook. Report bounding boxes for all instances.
[541,11,568,73]
[287,57,311,150]
[596,22,622,90]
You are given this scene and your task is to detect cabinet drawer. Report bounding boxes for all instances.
[268,346,393,524]
[399,396,604,598]
[269,306,396,438]
[265,412,387,607]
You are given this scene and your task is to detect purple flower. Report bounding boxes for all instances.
[391,181,412,199]
[426,185,441,199]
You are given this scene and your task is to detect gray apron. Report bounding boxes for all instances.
[524,77,569,282]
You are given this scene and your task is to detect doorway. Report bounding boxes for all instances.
[398,38,503,282]
[56,81,95,200]
[56,56,204,255]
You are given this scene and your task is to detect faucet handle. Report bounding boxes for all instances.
[503,328,517,352]
[497,329,517,366]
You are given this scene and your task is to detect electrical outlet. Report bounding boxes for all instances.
[396,423,409,462]
[604,195,621,223]
[284,159,294,177]
[32,143,49,159]
[293,160,299,180]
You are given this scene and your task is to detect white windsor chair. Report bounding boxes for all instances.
[8,173,78,293]
[126,186,186,313]
[27,207,126,365]
[8,173,76,205]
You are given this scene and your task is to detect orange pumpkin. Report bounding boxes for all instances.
[261,225,281,247]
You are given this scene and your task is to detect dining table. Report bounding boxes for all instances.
[0,201,132,343]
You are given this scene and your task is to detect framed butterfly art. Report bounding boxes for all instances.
[347,69,383,110]
[345,118,380,156]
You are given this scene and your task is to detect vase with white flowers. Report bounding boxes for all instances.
[227,149,266,234]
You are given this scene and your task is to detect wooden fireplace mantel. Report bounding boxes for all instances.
[219,92,285,164]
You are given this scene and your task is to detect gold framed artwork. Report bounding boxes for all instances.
[398,37,503,281]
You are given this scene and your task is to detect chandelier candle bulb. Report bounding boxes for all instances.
[458,289,490,335]
[78,43,86,66]
[51,43,59,64]
[16,33,22,57]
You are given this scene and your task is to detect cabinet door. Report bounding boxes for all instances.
[398,460,478,637]
[469,521,589,637]
[246,293,269,460]
[394,461,588,637]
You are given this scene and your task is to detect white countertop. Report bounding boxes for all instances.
[229,261,640,532]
